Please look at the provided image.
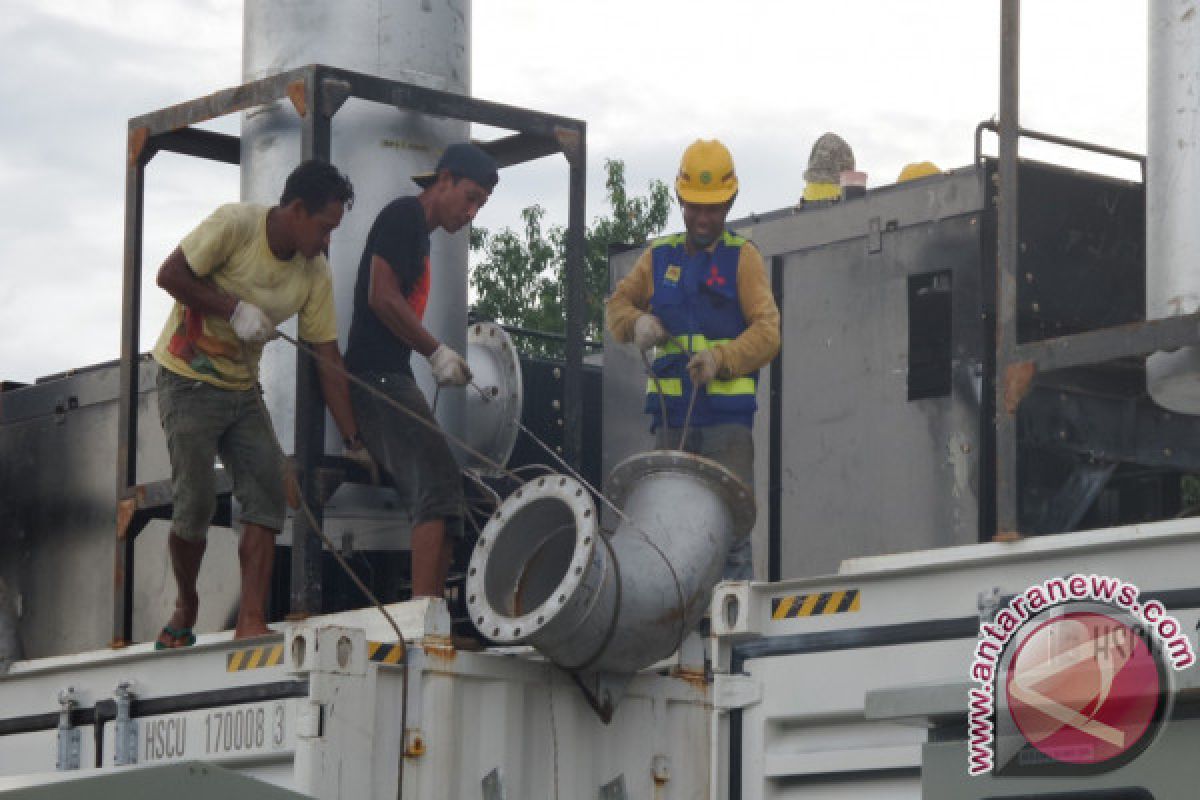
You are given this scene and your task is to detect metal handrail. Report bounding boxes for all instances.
[974,118,1146,180]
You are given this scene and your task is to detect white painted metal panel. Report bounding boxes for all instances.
[389,647,710,799]
[712,519,1200,799]
[0,603,711,799]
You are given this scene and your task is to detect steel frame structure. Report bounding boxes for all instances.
[991,0,1200,538]
[113,64,587,646]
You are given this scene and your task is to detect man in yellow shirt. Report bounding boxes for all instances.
[606,139,780,580]
[151,160,370,646]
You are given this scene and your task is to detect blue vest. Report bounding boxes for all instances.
[644,231,758,429]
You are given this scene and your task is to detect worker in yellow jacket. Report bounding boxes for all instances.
[606,139,780,580]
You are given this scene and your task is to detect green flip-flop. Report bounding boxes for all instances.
[154,625,196,650]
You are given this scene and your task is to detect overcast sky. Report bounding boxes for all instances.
[0,0,1147,384]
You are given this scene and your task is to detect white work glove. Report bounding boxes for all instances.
[428,343,472,387]
[633,313,670,351]
[687,349,721,387]
[229,301,274,343]
[342,436,380,485]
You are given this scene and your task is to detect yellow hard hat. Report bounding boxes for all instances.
[898,161,942,182]
[676,139,738,204]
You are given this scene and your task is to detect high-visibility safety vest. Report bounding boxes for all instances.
[644,231,758,429]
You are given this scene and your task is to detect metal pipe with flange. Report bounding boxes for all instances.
[464,451,755,677]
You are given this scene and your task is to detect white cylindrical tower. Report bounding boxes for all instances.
[1147,0,1200,412]
[242,0,471,454]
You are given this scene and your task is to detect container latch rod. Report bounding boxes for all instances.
[55,687,80,771]
[113,681,138,766]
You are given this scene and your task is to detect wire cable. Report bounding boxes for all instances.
[250,389,413,800]
[276,329,693,680]
[274,330,528,486]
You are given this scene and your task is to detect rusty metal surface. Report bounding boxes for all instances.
[129,69,307,134]
[127,127,150,166]
[479,132,560,169]
[1014,313,1200,372]
[420,636,456,663]
[1003,361,1036,414]
[285,78,307,117]
[553,125,584,165]
[994,0,1022,538]
[115,497,137,542]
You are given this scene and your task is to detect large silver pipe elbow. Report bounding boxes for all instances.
[465,451,754,675]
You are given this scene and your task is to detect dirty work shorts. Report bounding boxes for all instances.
[655,422,755,580]
[349,371,464,539]
[157,367,287,541]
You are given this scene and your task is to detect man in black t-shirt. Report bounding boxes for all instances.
[345,143,497,598]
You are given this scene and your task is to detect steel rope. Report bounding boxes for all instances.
[276,330,693,680]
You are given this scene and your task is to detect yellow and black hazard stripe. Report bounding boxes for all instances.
[368,641,405,665]
[226,643,285,672]
[771,589,860,619]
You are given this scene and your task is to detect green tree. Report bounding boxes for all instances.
[470,159,671,357]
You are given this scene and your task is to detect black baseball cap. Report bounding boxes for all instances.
[412,142,499,191]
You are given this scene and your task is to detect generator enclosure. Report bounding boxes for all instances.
[606,160,1200,581]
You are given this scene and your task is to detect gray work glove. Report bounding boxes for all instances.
[342,436,380,485]
[687,349,720,387]
[633,314,670,352]
[427,343,472,387]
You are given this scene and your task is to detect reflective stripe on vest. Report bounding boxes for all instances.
[644,231,758,422]
[646,377,683,396]
[646,375,755,397]
[661,334,731,356]
[647,334,756,397]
